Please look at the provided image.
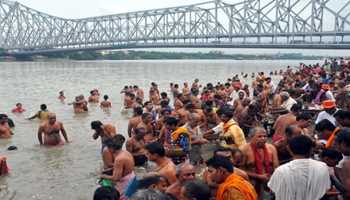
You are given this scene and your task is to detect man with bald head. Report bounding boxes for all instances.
[240,127,279,199]
[37,113,69,145]
[166,163,196,198]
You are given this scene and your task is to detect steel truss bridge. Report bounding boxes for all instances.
[1,0,350,55]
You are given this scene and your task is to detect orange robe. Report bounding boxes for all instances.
[216,173,257,200]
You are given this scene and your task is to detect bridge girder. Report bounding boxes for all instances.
[1,0,350,54]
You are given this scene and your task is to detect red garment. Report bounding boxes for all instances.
[12,107,25,113]
[250,143,271,175]
[0,157,9,176]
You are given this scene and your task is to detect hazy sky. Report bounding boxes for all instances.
[16,0,204,18]
[14,0,346,19]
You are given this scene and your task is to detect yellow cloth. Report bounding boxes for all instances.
[221,119,246,149]
[171,127,191,149]
[38,111,49,122]
[216,173,257,200]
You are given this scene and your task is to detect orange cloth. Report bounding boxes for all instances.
[322,100,336,109]
[216,173,257,200]
[326,127,340,148]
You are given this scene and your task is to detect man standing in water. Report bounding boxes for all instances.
[100,135,135,200]
[0,114,12,139]
[91,121,117,151]
[37,113,69,145]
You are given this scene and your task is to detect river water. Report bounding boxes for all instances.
[0,59,319,200]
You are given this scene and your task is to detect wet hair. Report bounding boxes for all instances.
[160,92,167,98]
[133,107,144,116]
[144,101,152,106]
[206,156,234,173]
[216,104,234,119]
[141,112,152,121]
[104,95,109,100]
[315,119,336,132]
[40,104,47,110]
[335,129,350,146]
[160,100,169,108]
[320,149,343,161]
[105,135,126,150]
[145,142,165,157]
[182,180,211,200]
[160,108,172,116]
[0,114,8,121]
[138,175,166,190]
[93,186,120,200]
[296,112,312,121]
[130,189,170,200]
[288,135,313,157]
[164,117,178,126]
[91,120,103,130]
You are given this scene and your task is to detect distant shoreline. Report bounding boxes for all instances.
[0,50,325,61]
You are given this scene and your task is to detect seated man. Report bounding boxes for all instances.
[206,156,257,200]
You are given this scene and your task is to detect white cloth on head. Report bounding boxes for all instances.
[268,158,331,200]
[280,97,297,111]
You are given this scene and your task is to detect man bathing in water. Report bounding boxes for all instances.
[37,113,69,145]
[88,90,100,103]
[70,95,88,113]
[0,114,13,139]
[100,95,112,109]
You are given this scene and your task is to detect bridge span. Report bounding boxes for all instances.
[1,0,350,55]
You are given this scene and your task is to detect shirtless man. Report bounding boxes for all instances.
[58,91,65,101]
[71,95,88,113]
[174,93,184,111]
[145,141,177,184]
[37,113,69,145]
[91,121,117,151]
[100,135,135,200]
[149,83,160,106]
[182,82,191,96]
[124,92,136,109]
[137,112,156,144]
[166,163,196,198]
[240,127,279,199]
[0,115,12,139]
[126,128,147,166]
[127,107,143,137]
[88,90,99,103]
[272,103,301,143]
[134,85,144,103]
[201,105,220,131]
[100,95,112,108]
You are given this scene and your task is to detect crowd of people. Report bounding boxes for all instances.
[1,58,350,200]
